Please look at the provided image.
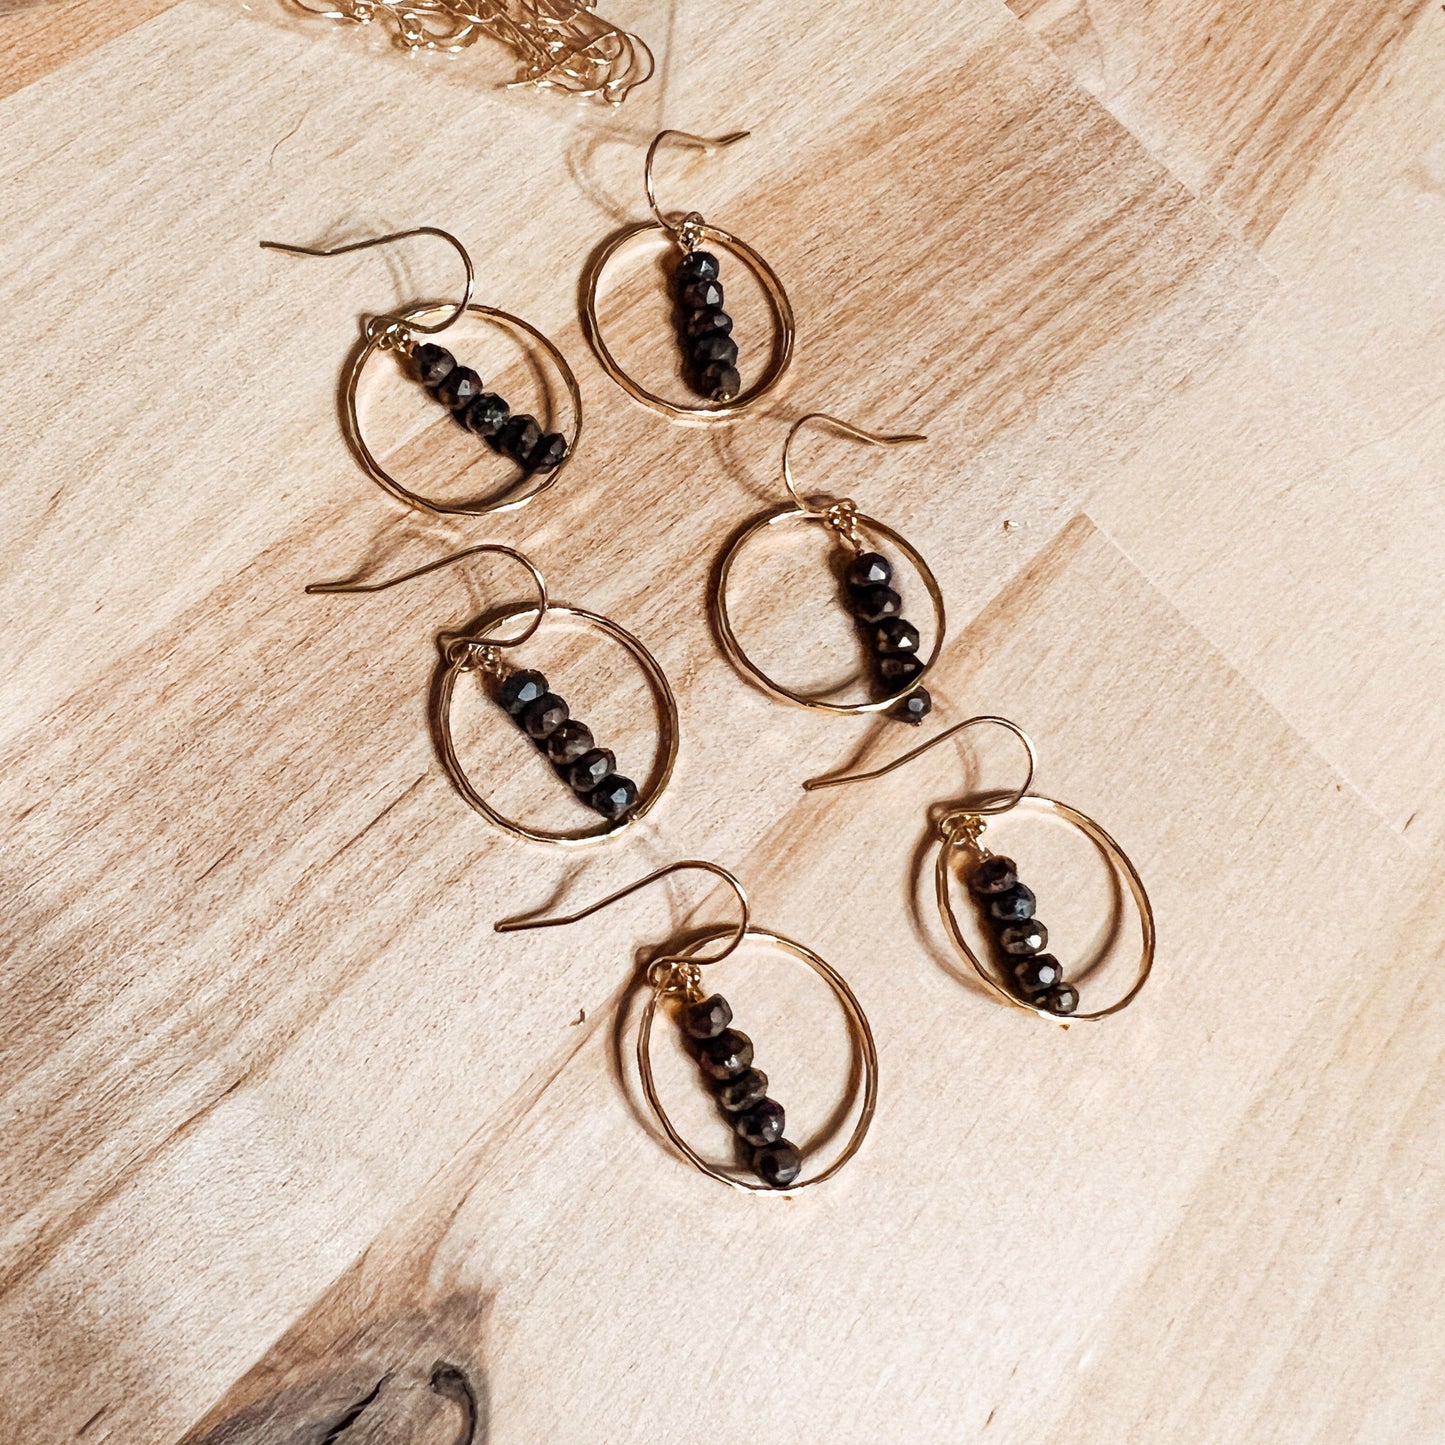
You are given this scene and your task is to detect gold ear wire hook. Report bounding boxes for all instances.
[781,412,928,516]
[305,543,549,650]
[259,225,475,338]
[803,715,1037,816]
[644,129,751,232]
[494,860,750,971]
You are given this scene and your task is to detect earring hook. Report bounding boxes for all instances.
[781,412,928,515]
[494,860,750,972]
[259,226,475,339]
[305,543,549,651]
[644,129,750,233]
[803,715,1037,817]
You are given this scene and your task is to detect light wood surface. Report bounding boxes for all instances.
[0,2,1439,1441]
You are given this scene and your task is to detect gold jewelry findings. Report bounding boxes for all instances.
[713,413,946,721]
[308,545,677,845]
[262,227,582,517]
[581,130,795,420]
[805,717,1156,1021]
[496,862,878,1191]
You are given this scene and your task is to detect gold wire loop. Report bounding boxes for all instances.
[781,412,928,516]
[644,130,751,233]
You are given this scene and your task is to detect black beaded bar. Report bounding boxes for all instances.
[493,666,639,822]
[409,342,569,474]
[967,855,1080,1015]
[841,550,933,725]
[679,991,802,1189]
[672,250,741,403]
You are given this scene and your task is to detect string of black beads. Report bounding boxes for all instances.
[411,342,569,474]
[842,550,932,725]
[673,250,741,403]
[679,991,802,1189]
[494,668,639,822]
[968,855,1079,1015]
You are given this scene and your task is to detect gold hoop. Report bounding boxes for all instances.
[636,926,878,1193]
[341,301,583,516]
[935,794,1156,1022]
[581,220,794,421]
[713,506,946,714]
[436,603,679,845]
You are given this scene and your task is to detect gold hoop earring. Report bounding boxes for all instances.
[262,227,582,516]
[581,130,795,420]
[806,717,1156,1021]
[308,545,677,845]
[496,862,878,1192]
[713,412,946,723]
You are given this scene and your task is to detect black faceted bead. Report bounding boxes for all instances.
[686,307,733,340]
[680,277,724,311]
[567,747,615,794]
[590,775,639,821]
[497,669,548,716]
[464,391,509,438]
[520,692,568,740]
[412,343,455,388]
[544,719,594,765]
[989,884,1036,922]
[1038,982,1080,1016]
[715,1067,768,1112]
[495,414,542,465]
[436,365,483,412]
[892,688,932,725]
[697,1028,753,1080]
[677,250,721,282]
[851,584,902,624]
[999,919,1048,956]
[735,1097,785,1148]
[697,361,741,401]
[846,552,892,590]
[682,993,732,1040]
[877,654,925,687]
[873,617,921,656]
[969,855,1018,895]
[753,1139,803,1189]
[1011,952,1064,997]
[527,432,568,473]
[691,332,739,369]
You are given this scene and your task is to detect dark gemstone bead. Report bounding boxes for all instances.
[846,552,892,590]
[715,1067,768,1112]
[877,654,925,687]
[527,432,568,473]
[851,585,902,624]
[752,1139,803,1189]
[520,692,568,740]
[969,855,1018,895]
[436,364,483,412]
[463,391,509,438]
[691,332,739,369]
[989,884,1036,922]
[1011,952,1064,997]
[497,669,548,716]
[567,747,615,794]
[873,617,922,656]
[682,993,732,1040]
[544,719,594,765]
[1038,982,1080,1016]
[412,343,455,388]
[495,414,542,465]
[697,1028,753,1080]
[999,919,1048,956]
[686,307,733,340]
[590,775,639,821]
[735,1098,785,1148]
[677,250,721,281]
[697,361,741,401]
[680,277,725,311]
[892,688,932,725]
